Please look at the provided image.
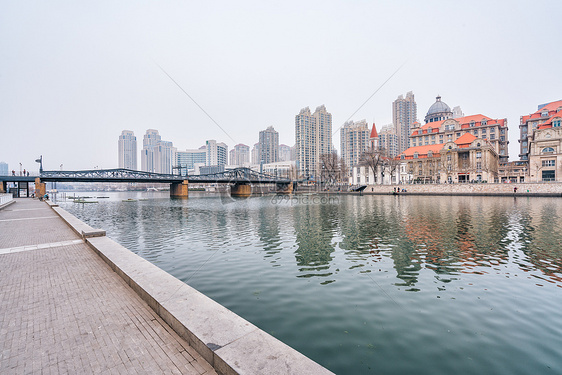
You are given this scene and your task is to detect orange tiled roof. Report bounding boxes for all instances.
[454,132,477,145]
[399,143,444,158]
[522,100,562,123]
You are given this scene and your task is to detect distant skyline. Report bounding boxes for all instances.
[2,0,562,171]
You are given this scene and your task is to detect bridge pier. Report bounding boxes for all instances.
[230,183,252,198]
[170,180,189,198]
[276,182,293,195]
[35,178,46,198]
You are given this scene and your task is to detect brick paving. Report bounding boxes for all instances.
[0,199,217,375]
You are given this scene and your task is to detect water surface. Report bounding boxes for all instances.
[59,192,562,374]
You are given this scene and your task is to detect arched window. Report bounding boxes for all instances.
[542,147,555,154]
[482,119,487,126]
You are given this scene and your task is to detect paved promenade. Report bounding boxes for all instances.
[0,199,216,374]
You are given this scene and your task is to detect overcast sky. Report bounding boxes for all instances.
[2,0,561,172]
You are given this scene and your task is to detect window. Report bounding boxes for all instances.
[456,132,461,137]
[414,152,418,159]
[542,147,555,154]
[541,111,548,117]
[482,119,487,126]
[554,120,561,127]
[476,162,482,171]
[428,151,433,157]
[490,134,496,140]
[470,121,475,127]
[476,152,482,158]
[542,160,556,167]
[447,154,451,161]
[542,170,555,181]
[400,154,405,160]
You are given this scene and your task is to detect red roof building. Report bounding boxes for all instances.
[409,114,508,163]
[518,100,562,161]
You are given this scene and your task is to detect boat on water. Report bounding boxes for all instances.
[122,198,137,202]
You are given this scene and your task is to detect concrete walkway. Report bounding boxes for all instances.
[0,199,217,375]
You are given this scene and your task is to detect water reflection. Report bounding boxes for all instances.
[60,193,562,290]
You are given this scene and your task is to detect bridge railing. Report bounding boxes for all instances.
[0,193,13,206]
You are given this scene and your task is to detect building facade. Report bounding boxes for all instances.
[118,130,137,170]
[378,124,399,158]
[205,140,228,167]
[410,113,509,163]
[229,144,250,166]
[278,144,292,162]
[399,133,498,183]
[0,162,8,176]
[526,103,562,182]
[258,126,279,164]
[393,91,417,155]
[175,147,207,175]
[340,119,370,173]
[141,129,176,174]
[295,105,333,180]
[519,100,562,161]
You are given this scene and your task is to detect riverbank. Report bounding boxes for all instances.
[344,182,562,197]
[0,198,333,375]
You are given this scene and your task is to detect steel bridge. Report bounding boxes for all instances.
[0,168,294,197]
[0,168,291,184]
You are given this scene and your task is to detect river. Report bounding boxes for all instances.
[58,192,562,374]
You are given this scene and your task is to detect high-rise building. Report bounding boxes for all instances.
[141,129,161,173]
[118,130,137,170]
[141,129,175,174]
[393,91,418,155]
[378,124,399,158]
[175,147,207,175]
[279,144,292,162]
[0,162,8,176]
[251,143,260,165]
[205,140,228,166]
[258,126,279,164]
[230,144,250,166]
[340,119,370,172]
[295,105,333,179]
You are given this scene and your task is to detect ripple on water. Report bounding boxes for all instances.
[59,193,562,375]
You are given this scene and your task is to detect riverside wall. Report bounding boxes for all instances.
[355,183,562,197]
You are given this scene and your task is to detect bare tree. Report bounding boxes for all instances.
[339,156,348,184]
[384,156,401,184]
[320,153,340,185]
[360,147,386,184]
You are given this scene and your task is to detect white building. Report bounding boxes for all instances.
[393,91,418,155]
[118,130,137,170]
[258,126,279,164]
[340,119,370,173]
[176,147,206,175]
[378,124,399,158]
[141,129,175,174]
[206,140,228,166]
[262,161,297,179]
[229,144,250,166]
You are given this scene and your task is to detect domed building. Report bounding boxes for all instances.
[425,96,453,123]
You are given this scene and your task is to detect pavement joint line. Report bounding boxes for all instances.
[0,239,84,255]
[0,216,59,222]
[4,208,52,212]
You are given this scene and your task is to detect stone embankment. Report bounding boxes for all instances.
[0,198,333,375]
[355,183,562,197]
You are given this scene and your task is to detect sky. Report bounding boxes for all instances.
[1,0,561,172]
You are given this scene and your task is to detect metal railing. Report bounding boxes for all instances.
[0,193,13,206]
